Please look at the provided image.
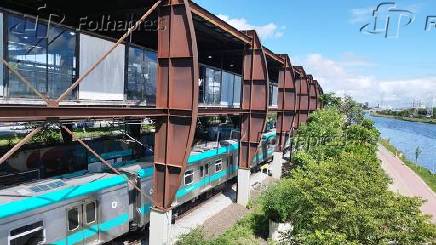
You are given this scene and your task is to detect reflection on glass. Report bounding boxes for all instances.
[7,14,77,99]
[221,71,234,106]
[233,75,241,107]
[127,46,156,105]
[269,82,278,107]
[199,65,242,107]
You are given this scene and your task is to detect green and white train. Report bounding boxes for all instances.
[0,130,276,245]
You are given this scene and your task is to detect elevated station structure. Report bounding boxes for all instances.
[0,0,323,244]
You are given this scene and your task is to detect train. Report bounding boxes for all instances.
[0,129,277,245]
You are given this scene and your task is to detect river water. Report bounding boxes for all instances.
[368,115,436,173]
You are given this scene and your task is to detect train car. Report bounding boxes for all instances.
[0,172,131,244]
[0,131,276,245]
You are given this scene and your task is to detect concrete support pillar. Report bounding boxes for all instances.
[271,152,285,179]
[237,168,250,207]
[149,208,172,245]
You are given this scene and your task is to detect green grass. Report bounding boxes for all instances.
[380,139,436,192]
[177,197,272,245]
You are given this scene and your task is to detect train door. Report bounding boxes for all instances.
[66,199,99,245]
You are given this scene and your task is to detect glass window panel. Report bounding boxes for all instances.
[204,67,221,105]
[8,15,47,98]
[205,164,209,175]
[145,50,157,106]
[0,13,3,97]
[199,166,204,178]
[47,26,77,98]
[233,75,241,107]
[127,46,145,101]
[85,202,96,224]
[7,15,76,99]
[126,47,157,106]
[221,71,234,106]
[272,85,278,106]
[68,208,79,231]
[184,170,193,185]
[198,65,206,104]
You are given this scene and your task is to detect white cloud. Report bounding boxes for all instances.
[301,53,436,108]
[217,14,285,39]
[350,8,373,24]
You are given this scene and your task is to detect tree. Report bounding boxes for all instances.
[320,93,341,108]
[262,104,436,244]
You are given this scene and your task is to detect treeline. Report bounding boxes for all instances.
[262,94,436,244]
[377,108,436,119]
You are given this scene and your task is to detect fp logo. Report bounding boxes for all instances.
[360,2,415,38]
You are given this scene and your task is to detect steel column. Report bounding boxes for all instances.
[239,30,269,169]
[153,0,199,210]
[308,75,317,112]
[275,55,296,152]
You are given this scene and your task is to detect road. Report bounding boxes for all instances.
[378,145,436,223]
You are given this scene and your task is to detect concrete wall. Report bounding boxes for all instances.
[78,34,125,101]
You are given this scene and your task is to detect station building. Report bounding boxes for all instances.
[0,0,323,244]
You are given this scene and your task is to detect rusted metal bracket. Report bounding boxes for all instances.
[275,55,296,152]
[153,0,199,211]
[239,30,269,169]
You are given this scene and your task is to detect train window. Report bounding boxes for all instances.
[215,159,223,172]
[199,166,204,178]
[85,202,97,224]
[205,164,209,175]
[184,170,194,185]
[68,208,79,231]
[9,221,44,245]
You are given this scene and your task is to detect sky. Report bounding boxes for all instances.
[194,0,436,108]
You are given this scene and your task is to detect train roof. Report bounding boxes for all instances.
[0,172,127,220]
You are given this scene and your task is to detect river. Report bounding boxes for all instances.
[368,115,436,173]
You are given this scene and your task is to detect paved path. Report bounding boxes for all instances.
[171,172,271,243]
[378,145,436,223]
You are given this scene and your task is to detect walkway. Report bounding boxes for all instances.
[378,145,436,223]
[171,172,272,243]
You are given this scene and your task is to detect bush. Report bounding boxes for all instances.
[262,107,436,244]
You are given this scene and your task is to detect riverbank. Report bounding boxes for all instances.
[380,139,436,192]
[371,112,436,125]
[377,144,436,223]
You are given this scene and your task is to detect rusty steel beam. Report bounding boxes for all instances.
[239,30,269,169]
[275,54,296,151]
[264,47,286,66]
[189,1,251,44]
[293,66,310,127]
[153,0,199,211]
[315,80,323,109]
[0,106,167,122]
[308,75,317,112]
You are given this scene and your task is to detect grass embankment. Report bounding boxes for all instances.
[372,112,436,125]
[380,139,436,192]
[176,198,271,245]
